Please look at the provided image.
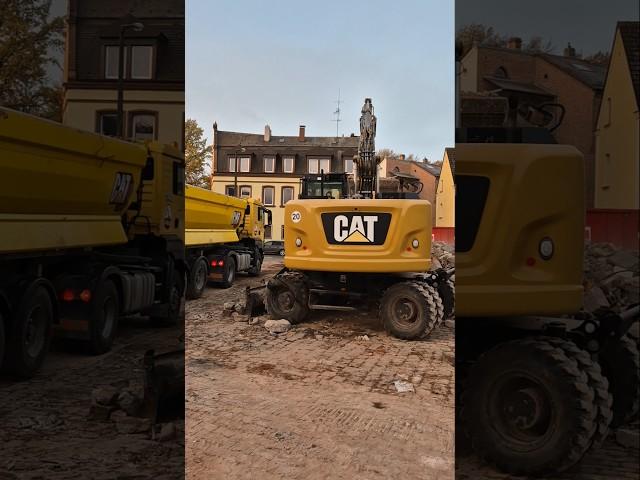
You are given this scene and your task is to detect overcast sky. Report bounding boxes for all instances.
[187,0,455,162]
[457,0,638,56]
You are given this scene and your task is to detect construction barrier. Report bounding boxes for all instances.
[585,209,639,251]
[432,227,455,245]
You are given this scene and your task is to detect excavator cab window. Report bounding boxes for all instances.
[299,173,348,199]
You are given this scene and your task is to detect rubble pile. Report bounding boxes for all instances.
[431,241,455,270]
[583,242,639,312]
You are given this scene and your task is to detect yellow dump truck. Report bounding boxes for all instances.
[185,185,271,298]
[0,107,186,378]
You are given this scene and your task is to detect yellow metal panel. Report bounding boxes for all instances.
[455,143,584,317]
[185,229,239,247]
[0,214,127,253]
[283,199,432,273]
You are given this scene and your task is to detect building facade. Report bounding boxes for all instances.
[211,125,359,240]
[460,42,606,207]
[62,0,184,147]
[594,22,639,210]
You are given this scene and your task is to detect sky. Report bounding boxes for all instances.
[187,0,455,162]
[457,0,638,56]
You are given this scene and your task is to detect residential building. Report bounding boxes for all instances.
[460,40,606,206]
[62,0,184,147]
[435,148,455,228]
[594,22,639,210]
[211,124,359,240]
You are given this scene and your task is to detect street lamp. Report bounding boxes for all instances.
[116,22,144,138]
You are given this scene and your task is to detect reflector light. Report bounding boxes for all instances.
[539,237,554,260]
[79,289,92,303]
[526,257,536,266]
[62,289,75,302]
[412,239,419,248]
[295,237,302,247]
[217,260,224,266]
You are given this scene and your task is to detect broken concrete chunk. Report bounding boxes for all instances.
[264,319,291,334]
[608,250,639,270]
[583,286,610,312]
[88,403,116,422]
[91,385,119,406]
[117,389,143,417]
[111,410,151,434]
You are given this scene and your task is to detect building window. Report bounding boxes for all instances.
[225,185,236,196]
[281,225,285,239]
[129,112,156,140]
[264,225,272,239]
[131,45,153,79]
[239,185,252,198]
[228,156,250,172]
[264,156,275,173]
[104,46,126,79]
[308,158,330,174]
[281,186,294,205]
[344,158,354,174]
[228,157,236,172]
[283,156,295,173]
[97,111,118,136]
[262,186,275,206]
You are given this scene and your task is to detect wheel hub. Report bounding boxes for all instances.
[276,290,295,311]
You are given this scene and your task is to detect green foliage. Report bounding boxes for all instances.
[0,0,64,120]
[185,118,212,188]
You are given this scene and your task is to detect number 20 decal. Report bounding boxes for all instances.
[291,211,302,223]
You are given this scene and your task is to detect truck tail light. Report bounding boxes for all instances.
[211,259,224,267]
[62,289,75,302]
[79,289,92,303]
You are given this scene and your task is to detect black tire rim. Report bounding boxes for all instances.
[194,261,207,291]
[488,372,555,449]
[390,296,420,328]
[24,305,47,358]
[100,296,117,339]
[275,288,296,313]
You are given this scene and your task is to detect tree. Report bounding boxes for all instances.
[583,50,610,66]
[0,0,64,119]
[456,24,555,58]
[185,118,212,188]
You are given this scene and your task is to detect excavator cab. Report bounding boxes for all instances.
[298,172,350,199]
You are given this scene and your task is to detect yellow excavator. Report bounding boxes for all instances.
[262,99,453,340]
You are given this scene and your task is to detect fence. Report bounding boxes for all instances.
[585,209,639,251]
[432,227,455,245]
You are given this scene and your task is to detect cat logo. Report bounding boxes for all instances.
[321,212,391,246]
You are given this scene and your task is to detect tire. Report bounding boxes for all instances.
[460,338,597,476]
[87,280,120,355]
[220,256,236,288]
[279,249,285,257]
[265,271,309,324]
[186,257,208,299]
[600,334,640,427]
[0,312,5,371]
[437,277,455,320]
[4,286,53,379]
[247,251,262,277]
[379,282,442,340]
[151,268,184,327]
[544,337,612,447]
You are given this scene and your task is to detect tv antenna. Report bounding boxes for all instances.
[332,89,342,137]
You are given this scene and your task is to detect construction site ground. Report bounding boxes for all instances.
[186,255,455,480]
[0,317,185,479]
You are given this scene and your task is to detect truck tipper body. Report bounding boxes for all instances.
[0,107,186,378]
[184,185,271,298]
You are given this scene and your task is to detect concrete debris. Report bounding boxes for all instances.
[117,389,143,417]
[431,241,454,270]
[223,302,235,311]
[264,319,292,334]
[615,427,640,449]
[91,385,119,406]
[111,410,151,434]
[231,312,247,323]
[584,243,639,312]
[87,403,117,422]
[248,317,261,325]
[393,380,415,393]
[355,335,370,341]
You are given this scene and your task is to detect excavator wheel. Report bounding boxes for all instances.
[461,337,598,476]
[543,337,612,447]
[379,282,443,340]
[437,277,455,320]
[265,271,309,324]
[599,333,640,427]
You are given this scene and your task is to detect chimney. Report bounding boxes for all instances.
[507,37,522,50]
[264,124,271,142]
[298,125,305,142]
[399,154,406,161]
[564,42,576,58]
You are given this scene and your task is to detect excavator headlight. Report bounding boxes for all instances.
[539,237,554,260]
[295,237,302,247]
[412,239,419,248]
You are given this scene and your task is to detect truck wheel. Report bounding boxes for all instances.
[186,257,208,299]
[220,256,236,288]
[600,334,639,427]
[4,286,53,379]
[461,338,597,476]
[152,268,184,327]
[379,282,442,340]
[87,280,119,355]
[247,252,262,276]
[265,271,309,324]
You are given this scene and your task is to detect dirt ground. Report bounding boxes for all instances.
[0,317,184,479]
[185,255,455,480]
